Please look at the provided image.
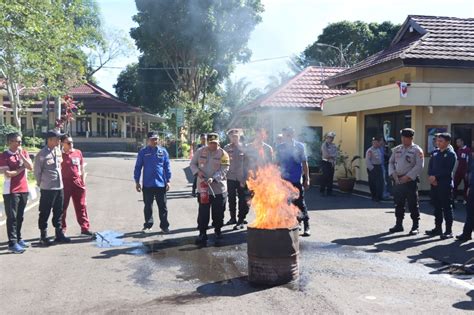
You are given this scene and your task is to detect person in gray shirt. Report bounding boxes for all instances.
[34,130,71,246]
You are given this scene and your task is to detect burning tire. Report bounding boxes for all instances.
[247,226,299,286]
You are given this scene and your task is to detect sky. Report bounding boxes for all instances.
[95,0,474,95]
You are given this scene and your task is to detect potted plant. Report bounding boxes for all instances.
[336,145,360,193]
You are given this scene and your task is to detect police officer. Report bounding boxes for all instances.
[224,129,248,228]
[34,130,71,246]
[425,133,456,238]
[134,132,172,234]
[190,133,230,245]
[320,131,338,196]
[388,128,424,234]
[276,127,311,236]
[456,154,474,242]
[366,136,384,201]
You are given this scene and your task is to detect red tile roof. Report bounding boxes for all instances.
[242,66,354,112]
[326,15,474,86]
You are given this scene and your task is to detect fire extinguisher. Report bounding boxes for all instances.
[199,180,210,204]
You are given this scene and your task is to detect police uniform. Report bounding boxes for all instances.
[134,132,172,232]
[366,141,384,201]
[457,158,474,241]
[223,130,247,225]
[388,128,424,234]
[190,133,230,244]
[426,134,456,238]
[320,132,338,196]
[454,144,471,201]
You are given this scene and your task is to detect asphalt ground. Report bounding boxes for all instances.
[0,155,472,314]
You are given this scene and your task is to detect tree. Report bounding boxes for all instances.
[86,28,134,81]
[130,0,264,104]
[114,58,176,114]
[264,72,293,92]
[0,0,102,128]
[213,77,261,131]
[299,21,400,67]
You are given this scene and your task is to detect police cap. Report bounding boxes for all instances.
[45,129,65,139]
[437,132,452,142]
[226,129,240,136]
[386,137,395,142]
[372,136,382,141]
[147,131,159,139]
[207,133,219,143]
[326,131,336,138]
[400,128,415,138]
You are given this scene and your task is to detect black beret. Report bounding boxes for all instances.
[45,130,65,139]
[400,128,415,138]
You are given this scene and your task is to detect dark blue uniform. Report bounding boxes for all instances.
[428,147,456,234]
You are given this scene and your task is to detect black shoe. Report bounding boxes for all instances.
[303,223,311,237]
[81,230,94,236]
[408,228,419,235]
[389,224,404,233]
[54,229,71,244]
[441,232,453,239]
[225,218,237,225]
[195,234,208,245]
[233,223,245,231]
[455,234,472,242]
[40,230,52,247]
[425,228,442,236]
[161,227,170,234]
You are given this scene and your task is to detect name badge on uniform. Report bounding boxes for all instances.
[461,153,466,158]
[46,159,55,165]
[200,163,205,168]
[72,158,80,165]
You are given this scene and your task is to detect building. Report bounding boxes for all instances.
[323,15,474,190]
[1,82,165,151]
[238,66,357,172]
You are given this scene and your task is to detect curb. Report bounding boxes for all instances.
[0,200,39,227]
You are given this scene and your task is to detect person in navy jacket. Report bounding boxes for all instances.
[134,132,171,233]
[425,133,456,239]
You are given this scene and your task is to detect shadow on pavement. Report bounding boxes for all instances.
[452,290,474,311]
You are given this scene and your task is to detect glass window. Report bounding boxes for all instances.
[364,110,411,156]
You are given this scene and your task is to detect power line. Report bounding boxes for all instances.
[94,55,292,71]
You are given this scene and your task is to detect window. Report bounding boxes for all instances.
[452,124,474,149]
[75,117,91,136]
[403,73,411,82]
[364,110,412,156]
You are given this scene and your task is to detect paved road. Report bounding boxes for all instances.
[0,156,472,314]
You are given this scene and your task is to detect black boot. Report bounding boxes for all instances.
[409,221,419,235]
[39,230,52,247]
[54,228,71,244]
[303,221,311,237]
[425,226,442,236]
[389,219,404,233]
[441,226,453,239]
[195,233,208,246]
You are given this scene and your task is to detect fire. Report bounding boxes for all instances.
[247,164,300,229]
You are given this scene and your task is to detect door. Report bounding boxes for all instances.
[452,124,474,149]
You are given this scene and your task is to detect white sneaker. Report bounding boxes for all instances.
[142,228,152,234]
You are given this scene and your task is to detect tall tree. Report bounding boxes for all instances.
[130,0,264,104]
[0,0,102,128]
[299,21,400,67]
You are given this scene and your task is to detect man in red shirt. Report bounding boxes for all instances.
[454,138,471,203]
[60,134,92,236]
[0,132,33,253]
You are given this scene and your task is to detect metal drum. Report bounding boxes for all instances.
[247,226,299,286]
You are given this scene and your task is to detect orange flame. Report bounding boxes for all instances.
[247,164,300,229]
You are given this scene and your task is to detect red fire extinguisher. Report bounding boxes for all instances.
[199,181,210,204]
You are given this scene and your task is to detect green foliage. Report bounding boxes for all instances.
[0,124,20,147]
[130,0,264,104]
[299,21,401,67]
[0,0,103,127]
[336,143,361,178]
[23,136,44,148]
[181,142,191,159]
